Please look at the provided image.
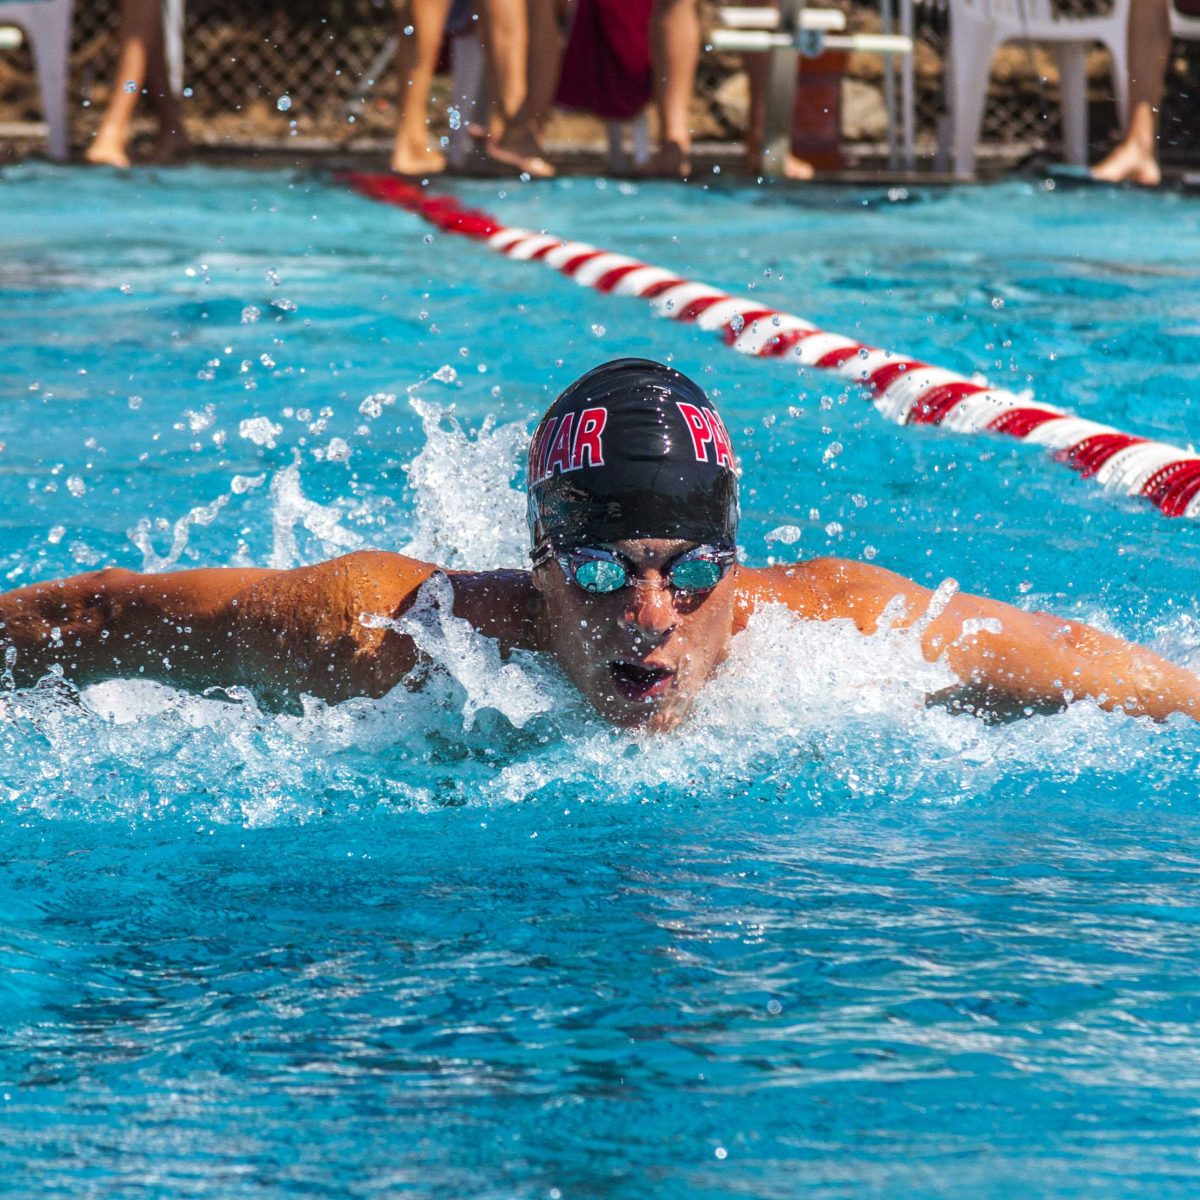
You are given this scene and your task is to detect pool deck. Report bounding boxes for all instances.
[3,122,1200,191]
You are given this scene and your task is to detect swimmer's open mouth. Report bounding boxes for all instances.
[609,661,675,702]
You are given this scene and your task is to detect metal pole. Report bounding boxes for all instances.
[761,0,804,175]
[900,0,916,170]
[881,0,898,169]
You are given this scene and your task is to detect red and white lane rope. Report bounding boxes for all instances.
[340,171,1200,519]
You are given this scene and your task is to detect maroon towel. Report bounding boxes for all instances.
[556,0,654,120]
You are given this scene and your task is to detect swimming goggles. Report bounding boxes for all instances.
[531,543,736,596]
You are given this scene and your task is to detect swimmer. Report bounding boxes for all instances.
[2,358,1198,731]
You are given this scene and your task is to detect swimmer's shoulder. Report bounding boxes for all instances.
[231,550,441,700]
[243,550,439,626]
[297,551,541,652]
[224,551,539,703]
[733,556,928,634]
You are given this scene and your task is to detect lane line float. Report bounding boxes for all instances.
[339,172,1200,520]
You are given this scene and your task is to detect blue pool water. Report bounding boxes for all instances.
[2,164,1200,1198]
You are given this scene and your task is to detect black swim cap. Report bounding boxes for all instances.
[527,358,739,551]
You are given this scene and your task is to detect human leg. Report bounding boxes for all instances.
[744,46,813,179]
[1092,0,1171,185]
[519,0,568,136]
[86,0,163,167]
[143,9,189,163]
[646,0,699,176]
[392,0,454,175]
[480,0,555,175]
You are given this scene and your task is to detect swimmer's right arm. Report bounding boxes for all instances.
[0,551,439,704]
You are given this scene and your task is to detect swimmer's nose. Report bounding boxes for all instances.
[622,579,677,645]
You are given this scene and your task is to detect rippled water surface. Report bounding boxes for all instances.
[2,165,1200,1198]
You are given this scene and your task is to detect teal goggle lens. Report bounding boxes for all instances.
[668,557,723,592]
[563,550,728,595]
[572,557,629,594]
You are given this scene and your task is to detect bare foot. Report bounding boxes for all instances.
[745,146,815,180]
[640,141,691,179]
[84,130,132,169]
[1092,140,1161,187]
[783,153,815,181]
[390,135,447,177]
[486,128,555,179]
[150,122,190,165]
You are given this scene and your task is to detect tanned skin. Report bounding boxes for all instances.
[1,548,1197,727]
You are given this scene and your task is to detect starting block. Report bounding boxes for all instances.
[712,1,915,175]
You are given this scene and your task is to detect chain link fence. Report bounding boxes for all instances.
[1,0,1197,164]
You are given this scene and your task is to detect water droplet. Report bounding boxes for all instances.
[590,324,606,338]
[264,268,280,286]
[447,106,461,130]
[715,1147,728,1160]
[182,86,193,98]
[766,998,782,1015]
[123,80,138,94]
[991,296,1005,309]
[729,314,745,334]
[403,23,414,34]
[240,305,261,324]
[432,365,458,383]
[764,525,802,546]
[276,95,292,112]
[858,346,869,359]
[66,475,86,498]
[423,234,433,244]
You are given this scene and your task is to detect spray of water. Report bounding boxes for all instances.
[3,393,1199,824]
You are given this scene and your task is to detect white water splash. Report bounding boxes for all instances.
[399,398,528,570]
[128,474,266,572]
[268,458,364,569]
[239,416,283,448]
[362,573,554,732]
[9,389,1200,825]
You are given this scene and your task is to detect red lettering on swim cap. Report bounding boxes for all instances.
[544,411,576,478]
[572,406,607,470]
[529,415,557,485]
[705,407,734,470]
[677,401,714,462]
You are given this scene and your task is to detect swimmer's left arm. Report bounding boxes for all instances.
[923,591,1200,722]
[759,558,1200,722]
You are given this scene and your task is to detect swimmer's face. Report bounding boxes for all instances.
[533,538,738,733]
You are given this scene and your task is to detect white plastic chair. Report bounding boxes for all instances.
[1170,0,1200,39]
[0,0,73,159]
[943,0,1131,178]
